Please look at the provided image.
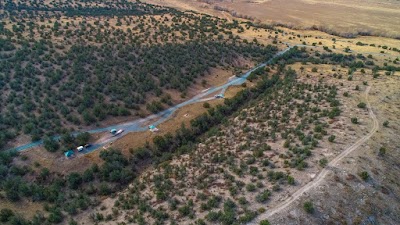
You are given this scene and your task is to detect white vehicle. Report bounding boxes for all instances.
[115,129,124,135]
[77,146,84,152]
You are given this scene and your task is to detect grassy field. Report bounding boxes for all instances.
[147,0,400,38]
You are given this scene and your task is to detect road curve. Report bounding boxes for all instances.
[250,86,379,224]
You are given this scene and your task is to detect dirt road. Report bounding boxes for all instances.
[251,86,379,224]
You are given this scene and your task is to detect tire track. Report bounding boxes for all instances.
[251,86,379,224]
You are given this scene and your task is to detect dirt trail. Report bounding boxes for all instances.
[251,86,379,224]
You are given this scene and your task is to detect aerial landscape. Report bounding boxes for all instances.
[0,0,399,225]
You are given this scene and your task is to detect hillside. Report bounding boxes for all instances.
[73,43,400,224]
[0,1,400,225]
[0,0,276,149]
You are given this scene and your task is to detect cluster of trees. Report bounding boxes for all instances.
[0,148,137,224]
[43,131,91,152]
[0,0,279,148]
[0,35,354,224]
[3,0,169,17]
[0,66,278,223]
[109,65,318,223]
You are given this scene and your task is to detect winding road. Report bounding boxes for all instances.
[250,86,379,224]
[8,46,295,154]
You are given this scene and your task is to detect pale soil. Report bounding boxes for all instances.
[0,200,46,220]
[264,74,400,225]
[148,0,400,38]
[253,84,379,223]
[111,98,224,154]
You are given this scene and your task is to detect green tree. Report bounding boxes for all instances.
[0,208,14,222]
[43,136,60,152]
[76,132,91,145]
[67,172,82,189]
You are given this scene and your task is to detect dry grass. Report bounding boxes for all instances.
[149,0,400,38]
[112,99,224,154]
[0,199,45,220]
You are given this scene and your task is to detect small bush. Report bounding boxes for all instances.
[0,208,14,222]
[359,171,369,181]
[256,190,271,203]
[383,121,389,127]
[260,219,271,225]
[357,102,366,109]
[303,201,314,214]
[246,183,256,192]
[319,158,328,167]
[378,147,386,156]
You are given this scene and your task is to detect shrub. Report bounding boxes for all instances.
[67,173,82,189]
[328,135,335,142]
[260,220,271,225]
[351,117,358,124]
[303,201,314,214]
[0,208,14,222]
[178,205,191,217]
[287,176,295,185]
[203,102,210,108]
[256,190,271,203]
[238,197,248,205]
[383,121,389,127]
[319,158,328,167]
[378,147,386,156]
[357,102,366,108]
[246,183,256,192]
[359,171,369,181]
[206,211,221,222]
